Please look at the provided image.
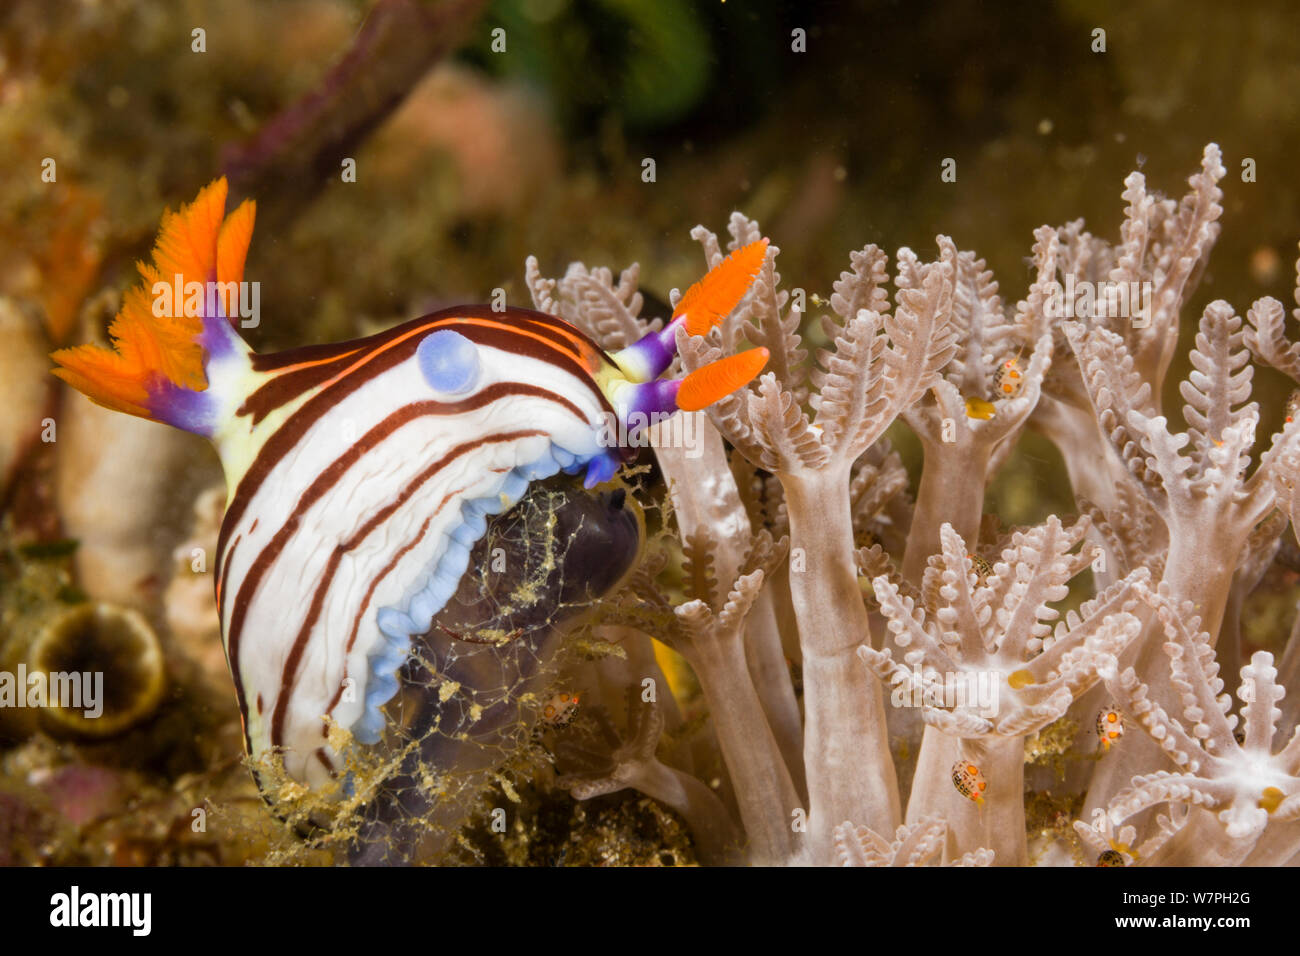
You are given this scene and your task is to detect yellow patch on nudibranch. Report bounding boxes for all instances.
[1008,669,1035,689]
[1259,787,1285,813]
[964,396,997,420]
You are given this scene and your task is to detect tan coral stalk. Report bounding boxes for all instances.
[899,235,1053,582]
[557,687,743,865]
[682,219,958,861]
[908,734,1027,863]
[663,568,803,863]
[782,468,902,859]
[650,414,805,795]
[901,443,990,583]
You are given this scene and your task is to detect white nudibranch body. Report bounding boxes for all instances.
[213,309,628,786]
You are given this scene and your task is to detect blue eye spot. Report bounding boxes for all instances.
[417,330,480,395]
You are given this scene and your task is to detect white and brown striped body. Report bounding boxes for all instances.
[213,307,625,787]
[50,179,769,811]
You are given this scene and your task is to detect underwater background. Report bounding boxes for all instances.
[3,0,1300,866]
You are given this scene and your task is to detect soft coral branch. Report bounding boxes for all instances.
[898,235,1054,582]
[556,686,742,864]
[681,220,959,862]
[864,518,1144,864]
[1094,600,1300,864]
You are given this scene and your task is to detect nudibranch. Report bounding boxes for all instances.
[51,179,768,795]
[1095,707,1125,751]
[540,690,580,729]
[993,355,1024,398]
[951,759,986,807]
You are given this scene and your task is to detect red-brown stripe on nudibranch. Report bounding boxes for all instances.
[266,430,544,746]
[315,509,439,745]
[343,514,437,657]
[237,307,606,425]
[216,319,611,573]
[219,388,576,729]
[313,749,336,775]
[215,533,240,638]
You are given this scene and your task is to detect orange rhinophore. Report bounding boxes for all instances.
[677,347,770,411]
[674,239,769,335]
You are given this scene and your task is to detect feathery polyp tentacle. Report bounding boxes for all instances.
[1244,292,1300,383]
[1240,651,1285,754]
